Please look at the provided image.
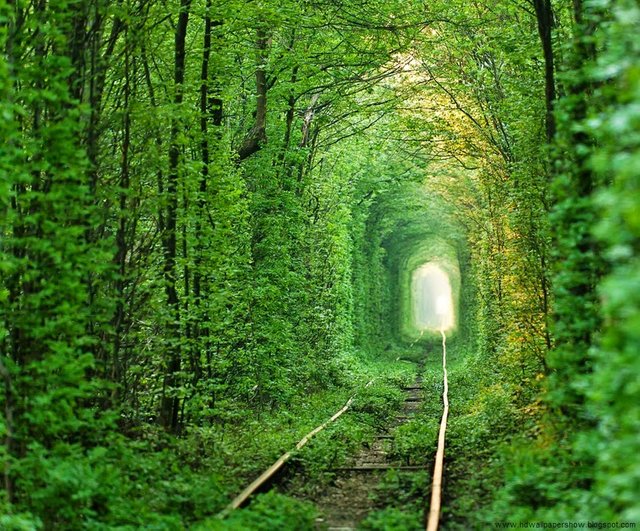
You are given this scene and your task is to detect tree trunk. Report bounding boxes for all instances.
[112,28,131,403]
[238,29,269,161]
[533,0,556,141]
[160,0,191,433]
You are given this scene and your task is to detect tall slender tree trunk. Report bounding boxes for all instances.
[160,0,191,433]
[192,4,225,395]
[112,28,132,403]
[533,0,556,141]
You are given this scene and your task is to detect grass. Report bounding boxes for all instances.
[196,355,417,527]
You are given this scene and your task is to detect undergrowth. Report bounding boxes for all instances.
[198,357,415,528]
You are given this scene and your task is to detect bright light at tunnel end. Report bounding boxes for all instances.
[411,263,455,332]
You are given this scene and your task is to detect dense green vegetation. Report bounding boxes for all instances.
[1,0,639,528]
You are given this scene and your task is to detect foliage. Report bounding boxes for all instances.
[359,506,423,531]
[199,492,318,531]
[0,0,638,526]
[441,0,640,526]
[359,470,428,531]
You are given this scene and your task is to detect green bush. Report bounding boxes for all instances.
[197,492,317,531]
[359,507,423,531]
[391,419,438,465]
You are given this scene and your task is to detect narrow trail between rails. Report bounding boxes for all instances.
[311,374,427,530]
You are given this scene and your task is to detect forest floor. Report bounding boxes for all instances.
[272,356,442,531]
[193,341,539,530]
[309,381,426,529]
[195,349,456,530]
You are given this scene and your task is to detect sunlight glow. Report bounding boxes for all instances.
[412,263,454,332]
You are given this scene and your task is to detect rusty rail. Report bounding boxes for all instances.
[426,329,449,531]
[219,379,374,518]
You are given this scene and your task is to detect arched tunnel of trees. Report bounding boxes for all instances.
[1,0,639,528]
[359,185,465,349]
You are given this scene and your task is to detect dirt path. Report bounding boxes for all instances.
[312,378,426,530]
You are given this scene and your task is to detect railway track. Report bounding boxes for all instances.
[427,329,449,531]
[219,331,450,530]
[312,377,428,530]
